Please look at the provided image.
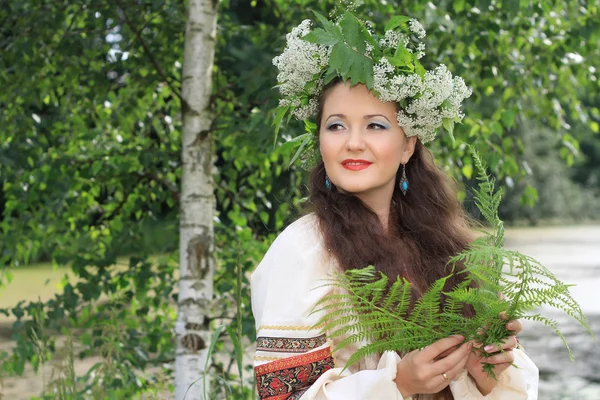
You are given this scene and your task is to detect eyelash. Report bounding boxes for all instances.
[326,122,388,131]
[368,122,388,130]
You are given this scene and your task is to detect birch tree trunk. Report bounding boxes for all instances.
[175,0,218,398]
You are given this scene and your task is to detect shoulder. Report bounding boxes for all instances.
[251,212,327,280]
[256,213,323,268]
[273,213,321,250]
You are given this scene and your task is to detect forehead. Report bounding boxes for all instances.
[322,83,397,117]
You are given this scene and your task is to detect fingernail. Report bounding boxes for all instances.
[507,323,515,330]
[484,345,495,352]
[456,335,464,342]
[468,342,473,350]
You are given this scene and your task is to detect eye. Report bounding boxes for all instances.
[326,122,345,131]
[368,122,388,130]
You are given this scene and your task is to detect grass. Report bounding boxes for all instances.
[0,253,177,334]
[0,262,77,325]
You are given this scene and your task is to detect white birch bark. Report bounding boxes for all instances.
[175,0,218,398]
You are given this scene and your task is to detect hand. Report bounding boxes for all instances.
[466,317,524,395]
[395,335,472,397]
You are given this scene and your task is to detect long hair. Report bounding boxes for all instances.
[307,81,475,400]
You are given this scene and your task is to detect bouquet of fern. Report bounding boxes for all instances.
[313,149,595,375]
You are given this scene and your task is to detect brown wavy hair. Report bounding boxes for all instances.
[307,81,475,400]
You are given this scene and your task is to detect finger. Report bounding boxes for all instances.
[435,346,458,360]
[431,341,472,375]
[431,372,452,393]
[483,336,517,353]
[431,345,471,392]
[485,350,514,365]
[472,339,484,353]
[419,335,465,362]
[506,319,523,334]
[442,345,471,381]
[492,362,513,375]
[501,336,518,350]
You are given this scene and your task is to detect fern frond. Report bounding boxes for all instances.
[408,276,449,323]
[522,313,575,361]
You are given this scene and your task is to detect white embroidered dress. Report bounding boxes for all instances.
[251,214,539,399]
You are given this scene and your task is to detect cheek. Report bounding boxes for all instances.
[319,134,340,162]
[374,139,404,168]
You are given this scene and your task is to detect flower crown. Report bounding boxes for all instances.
[273,11,472,165]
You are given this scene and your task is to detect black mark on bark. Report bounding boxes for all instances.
[187,234,210,280]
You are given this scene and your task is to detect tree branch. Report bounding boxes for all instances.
[142,171,181,201]
[115,0,183,101]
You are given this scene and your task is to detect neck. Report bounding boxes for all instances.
[355,185,394,233]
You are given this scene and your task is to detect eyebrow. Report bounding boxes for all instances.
[326,113,392,124]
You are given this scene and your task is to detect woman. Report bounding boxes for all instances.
[252,12,539,400]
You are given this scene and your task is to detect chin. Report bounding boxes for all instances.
[337,183,377,194]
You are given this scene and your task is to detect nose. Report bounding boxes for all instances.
[345,128,366,152]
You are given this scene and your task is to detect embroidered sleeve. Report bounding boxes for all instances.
[255,346,335,399]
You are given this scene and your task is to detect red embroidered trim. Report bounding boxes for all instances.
[255,347,332,376]
[255,347,334,399]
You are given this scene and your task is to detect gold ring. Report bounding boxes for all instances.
[442,372,449,381]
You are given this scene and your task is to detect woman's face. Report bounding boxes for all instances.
[319,82,416,199]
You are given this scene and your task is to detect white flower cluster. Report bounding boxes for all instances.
[395,65,472,142]
[409,18,426,39]
[374,60,472,142]
[379,30,409,50]
[373,57,421,102]
[272,20,331,120]
[414,42,426,59]
[273,16,472,144]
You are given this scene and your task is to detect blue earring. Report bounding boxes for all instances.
[399,164,408,195]
[325,175,331,190]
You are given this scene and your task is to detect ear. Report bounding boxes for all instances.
[401,136,417,164]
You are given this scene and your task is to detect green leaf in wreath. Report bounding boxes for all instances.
[323,67,339,85]
[288,133,313,167]
[311,10,335,32]
[339,12,367,54]
[394,44,414,64]
[304,28,341,46]
[385,16,411,32]
[443,118,456,144]
[329,42,352,78]
[272,106,290,147]
[414,59,427,78]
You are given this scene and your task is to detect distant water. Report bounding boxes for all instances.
[505,225,600,399]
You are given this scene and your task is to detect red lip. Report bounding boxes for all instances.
[342,159,372,171]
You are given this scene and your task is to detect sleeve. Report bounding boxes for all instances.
[449,349,539,399]
[251,215,405,400]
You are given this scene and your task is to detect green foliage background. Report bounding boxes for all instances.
[0,0,598,397]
